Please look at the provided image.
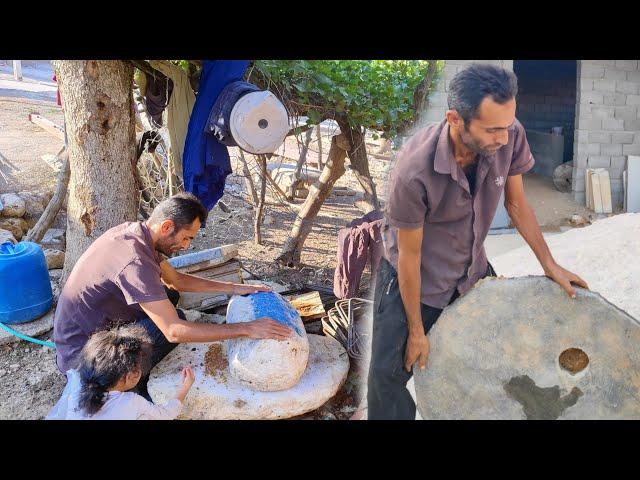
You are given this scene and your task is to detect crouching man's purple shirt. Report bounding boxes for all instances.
[382,118,535,308]
[53,222,168,372]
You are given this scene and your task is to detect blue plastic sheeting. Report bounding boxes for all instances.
[182,60,250,212]
[248,292,304,337]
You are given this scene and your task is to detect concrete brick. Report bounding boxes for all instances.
[573,191,586,205]
[623,144,640,155]
[588,131,611,143]
[591,106,615,119]
[593,79,617,92]
[575,154,589,168]
[611,156,627,170]
[579,118,602,130]
[580,91,604,105]
[603,93,628,106]
[535,104,552,113]
[604,69,628,81]
[587,155,611,168]
[627,71,640,82]
[573,176,585,191]
[430,91,449,107]
[624,119,640,130]
[614,106,638,121]
[616,81,640,95]
[611,132,635,144]
[602,118,625,131]
[626,94,640,106]
[586,143,601,154]
[581,64,605,78]
[601,143,623,155]
[615,60,638,71]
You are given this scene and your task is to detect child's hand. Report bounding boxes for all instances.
[181,367,195,390]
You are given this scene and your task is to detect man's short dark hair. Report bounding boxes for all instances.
[148,192,208,230]
[447,63,518,125]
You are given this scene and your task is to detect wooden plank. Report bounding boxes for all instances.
[13,60,22,81]
[627,156,640,213]
[585,168,594,211]
[177,259,243,310]
[169,244,238,273]
[28,114,65,141]
[624,169,628,212]
[284,291,326,321]
[590,170,603,213]
[599,170,612,214]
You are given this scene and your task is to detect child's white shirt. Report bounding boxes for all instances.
[46,369,183,420]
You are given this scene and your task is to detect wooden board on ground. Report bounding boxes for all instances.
[284,291,326,321]
[590,170,603,213]
[627,156,640,213]
[171,244,239,274]
[28,114,65,142]
[586,168,594,211]
[599,169,612,214]
[178,259,243,311]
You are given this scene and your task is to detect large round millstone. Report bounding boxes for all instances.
[413,276,640,420]
[147,334,349,420]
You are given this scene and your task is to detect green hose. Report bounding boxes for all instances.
[0,321,56,348]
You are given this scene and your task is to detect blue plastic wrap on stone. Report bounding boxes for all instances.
[248,292,304,337]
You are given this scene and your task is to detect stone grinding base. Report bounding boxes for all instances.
[414,276,640,420]
[148,334,349,419]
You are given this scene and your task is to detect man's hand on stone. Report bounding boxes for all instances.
[246,317,292,340]
[404,332,430,372]
[543,261,589,299]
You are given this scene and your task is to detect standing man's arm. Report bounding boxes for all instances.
[397,227,430,372]
[504,174,588,297]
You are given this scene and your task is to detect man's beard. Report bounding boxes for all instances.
[460,127,501,157]
[156,236,180,256]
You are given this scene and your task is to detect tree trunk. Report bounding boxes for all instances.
[25,150,70,243]
[316,125,323,170]
[53,60,138,283]
[337,119,380,213]
[289,128,315,199]
[254,155,267,245]
[238,150,259,207]
[276,134,349,267]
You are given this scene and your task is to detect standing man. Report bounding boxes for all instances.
[53,192,291,396]
[368,63,588,420]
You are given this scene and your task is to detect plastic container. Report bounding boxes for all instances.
[0,241,53,324]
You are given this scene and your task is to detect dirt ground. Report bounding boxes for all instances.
[0,82,598,420]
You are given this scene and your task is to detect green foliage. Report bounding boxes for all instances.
[250,60,441,137]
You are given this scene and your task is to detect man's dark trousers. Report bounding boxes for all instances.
[367,257,496,420]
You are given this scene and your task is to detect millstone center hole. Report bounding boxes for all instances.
[258,119,268,129]
[559,348,589,375]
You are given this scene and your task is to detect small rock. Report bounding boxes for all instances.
[0,217,27,240]
[263,215,274,226]
[41,228,66,250]
[569,214,588,227]
[0,228,17,245]
[44,249,65,269]
[0,193,26,218]
[9,363,19,370]
[17,191,50,229]
[183,309,202,322]
[49,269,63,280]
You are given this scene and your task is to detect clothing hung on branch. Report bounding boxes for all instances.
[182,60,250,211]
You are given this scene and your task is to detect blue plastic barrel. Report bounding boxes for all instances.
[0,241,53,324]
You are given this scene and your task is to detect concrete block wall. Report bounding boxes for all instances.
[573,60,640,208]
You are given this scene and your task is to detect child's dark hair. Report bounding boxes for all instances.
[77,324,153,416]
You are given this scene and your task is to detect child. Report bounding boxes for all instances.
[46,324,194,420]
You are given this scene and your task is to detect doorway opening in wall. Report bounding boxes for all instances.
[513,60,578,178]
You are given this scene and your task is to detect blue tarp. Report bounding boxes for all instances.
[182,60,250,212]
